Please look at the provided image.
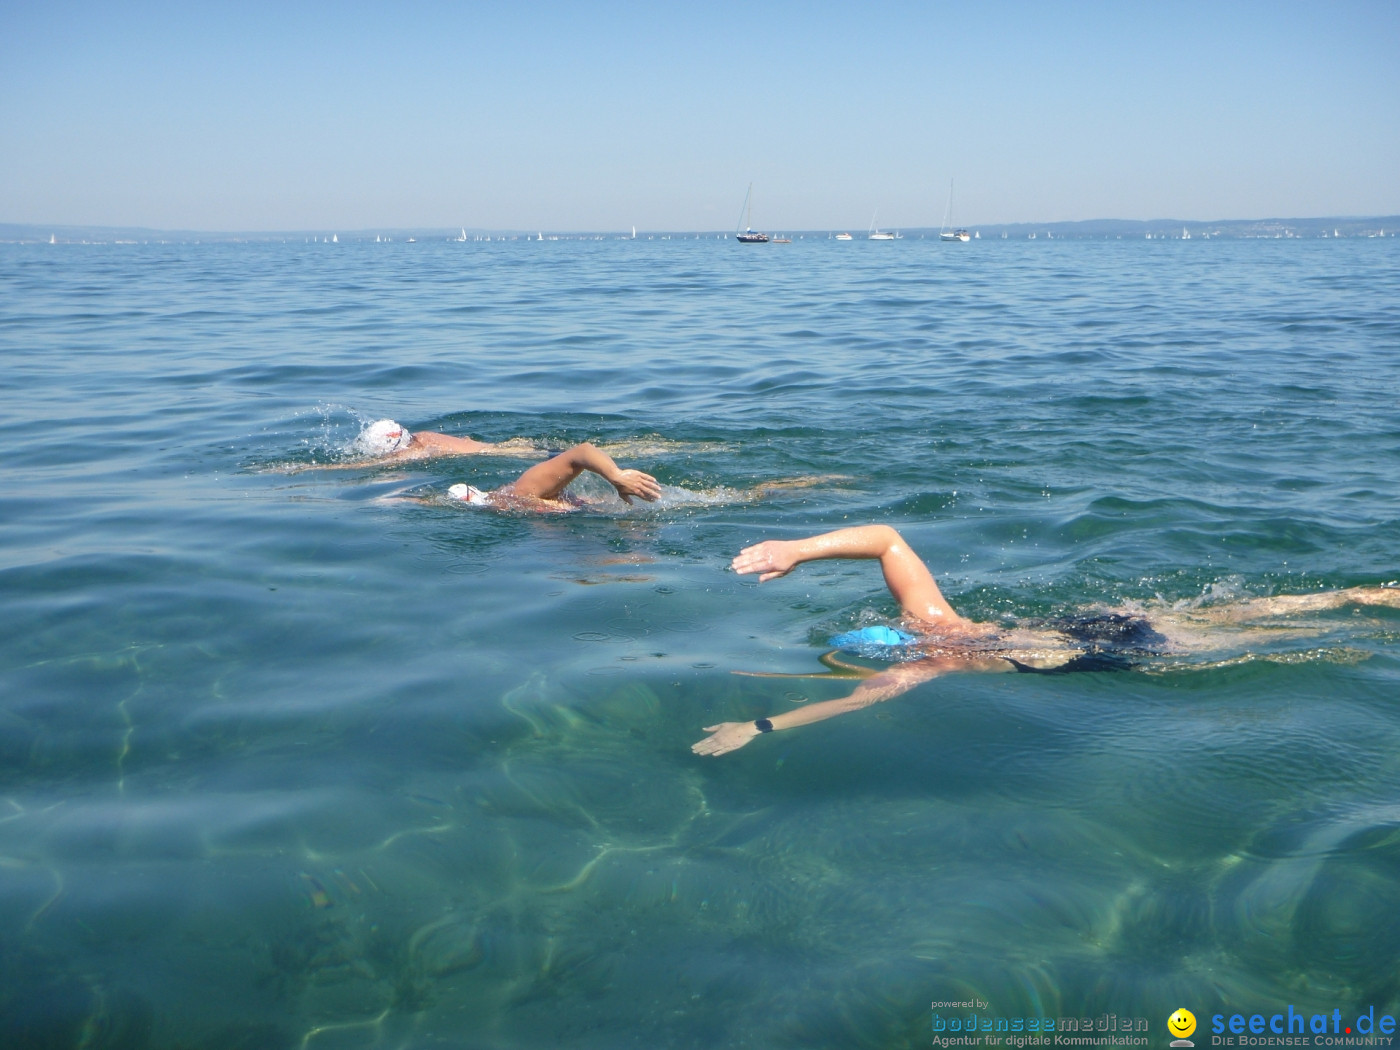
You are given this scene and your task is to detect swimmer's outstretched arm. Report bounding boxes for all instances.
[501,443,661,504]
[692,653,1008,757]
[732,525,966,627]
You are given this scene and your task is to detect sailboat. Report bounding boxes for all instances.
[867,211,897,240]
[735,183,770,243]
[939,180,970,242]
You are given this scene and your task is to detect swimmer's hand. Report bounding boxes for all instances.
[731,540,799,582]
[610,469,662,505]
[692,721,761,757]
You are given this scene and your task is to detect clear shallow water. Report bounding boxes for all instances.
[2,237,1399,1048]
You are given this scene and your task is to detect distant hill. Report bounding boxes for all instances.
[934,217,1398,240]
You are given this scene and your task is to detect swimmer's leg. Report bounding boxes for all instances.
[1203,586,1400,623]
[732,652,882,680]
[751,474,854,495]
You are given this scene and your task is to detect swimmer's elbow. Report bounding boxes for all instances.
[846,669,931,707]
[564,441,600,462]
[840,685,902,710]
[868,524,908,556]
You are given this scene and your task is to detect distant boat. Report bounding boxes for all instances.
[939,180,970,242]
[49,234,56,245]
[735,183,770,243]
[457,228,467,242]
[867,211,897,240]
[772,236,792,243]
[835,232,853,241]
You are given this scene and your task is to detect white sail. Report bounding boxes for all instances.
[939,180,970,242]
[735,183,769,242]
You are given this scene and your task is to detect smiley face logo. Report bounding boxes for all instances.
[1168,1009,1197,1040]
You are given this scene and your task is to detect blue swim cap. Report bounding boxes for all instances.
[830,625,916,648]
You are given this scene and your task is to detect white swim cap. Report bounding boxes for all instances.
[357,419,413,455]
[448,484,491,506]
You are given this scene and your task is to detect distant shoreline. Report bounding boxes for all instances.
[3,216,1396,245]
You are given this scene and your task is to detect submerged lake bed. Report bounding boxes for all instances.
[2,236,1399,1048]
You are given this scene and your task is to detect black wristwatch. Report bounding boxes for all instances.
[754,718,774,733]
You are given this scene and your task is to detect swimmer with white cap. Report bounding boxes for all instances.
[354,419,538,461]
[447,442,661,512]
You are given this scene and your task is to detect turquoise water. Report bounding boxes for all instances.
[2,237,1399,1048]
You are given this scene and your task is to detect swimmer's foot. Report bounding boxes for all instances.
[1345,586,1400,608]
[752,474,855,495]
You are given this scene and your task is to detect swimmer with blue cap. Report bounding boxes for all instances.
[692,526,1027,757]
[828,625,918,649]
[692,524,1400,757]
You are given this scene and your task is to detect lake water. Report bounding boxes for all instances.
[2,235,1399,1048]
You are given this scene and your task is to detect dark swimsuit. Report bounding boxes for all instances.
[1008,613,1168,675]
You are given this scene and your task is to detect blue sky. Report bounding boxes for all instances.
[2,1,1397,231]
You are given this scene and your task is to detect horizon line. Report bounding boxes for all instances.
[4,214,1400,240]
